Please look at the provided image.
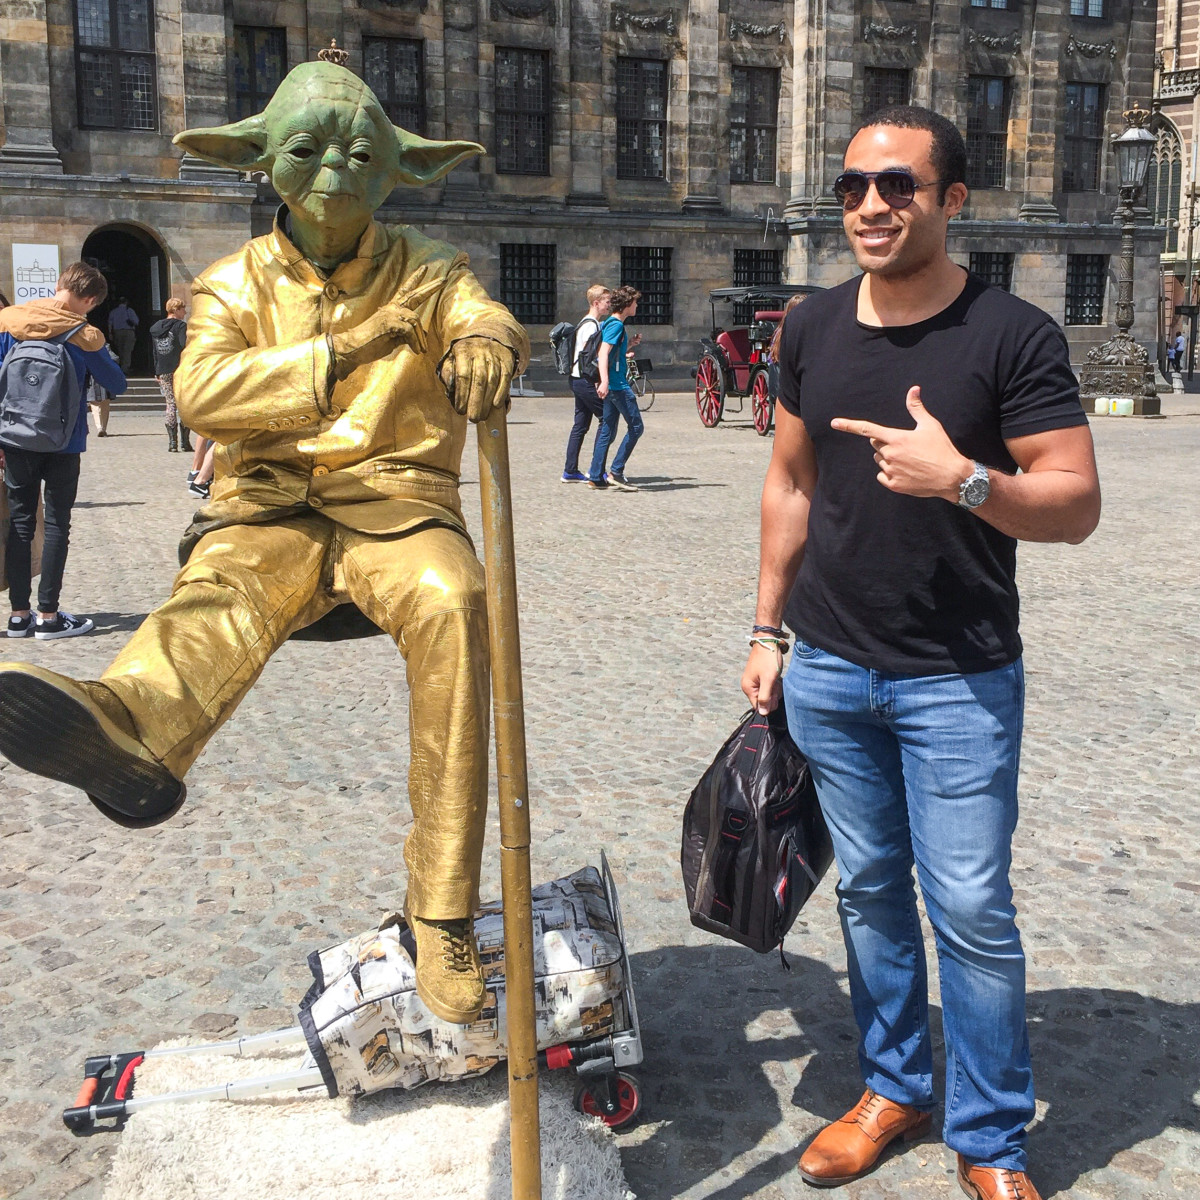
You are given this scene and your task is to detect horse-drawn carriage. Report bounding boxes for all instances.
[692,284,821,434]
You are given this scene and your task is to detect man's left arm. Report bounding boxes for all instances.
[435,256,532,422]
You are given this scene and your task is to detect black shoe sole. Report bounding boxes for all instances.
[0,670,185,827]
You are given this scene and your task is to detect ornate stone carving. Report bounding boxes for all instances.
[863,21,918,45]
[1159,69,1200,99]
[612,6,677,36]
[1065,36,1117,59]
[729,19,787,44]
[490,0,555,22]
[966,29,1021,53]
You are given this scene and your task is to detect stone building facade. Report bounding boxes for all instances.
[0,0,1162,374]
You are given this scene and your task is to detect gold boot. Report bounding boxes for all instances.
[408,914,487,1024]
[0,662,185,828]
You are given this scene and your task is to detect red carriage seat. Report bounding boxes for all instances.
[753,310,785,322]
[716,328,753,392]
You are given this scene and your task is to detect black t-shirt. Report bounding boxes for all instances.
[777,272,1088,675]
[149,317,187,375]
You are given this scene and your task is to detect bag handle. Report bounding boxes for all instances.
[48,322,88,346]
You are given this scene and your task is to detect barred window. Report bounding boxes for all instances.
[966,77,1010,189]
[1146,121,1183,255]
[499,244,556,325]
[617,58,668,180]
[1065,255,1107,325]
[1064,83,1105,191]
[863,68,910,121]
[971,0,1010,7]
[495,48,550,175]
[733,249,783,323]
[621,247,673,325]
[1070,0,1104,15]
[362,39,425,134]
[731,67,779,185]
[969,252,1014,292]
[75,0,157,130]
[233,27,286,120]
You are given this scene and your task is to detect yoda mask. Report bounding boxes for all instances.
[174,60,516,420]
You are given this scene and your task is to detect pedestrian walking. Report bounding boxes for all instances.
[107,296,139,374]
[560,284,611,483]
[150,298,190,452]
[0,261,127,639]
[587,285,644,492]
[741,105,1100,1200]
[1173,329,1186,374]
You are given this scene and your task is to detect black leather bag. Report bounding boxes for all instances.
[681,707,833,955]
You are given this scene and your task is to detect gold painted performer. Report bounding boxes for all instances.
[0,51,530,1026]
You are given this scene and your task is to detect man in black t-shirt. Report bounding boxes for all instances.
[741,107,1099,1200]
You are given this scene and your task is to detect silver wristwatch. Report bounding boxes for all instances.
[958,461,990,509]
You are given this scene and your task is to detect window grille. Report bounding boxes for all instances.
[1063,83,1105,191]
[969,252,1014,292]
[971,0,1010,8]
[731,67,779,185]
[966,77,1010,189]
[75,0,157,130]
[1070,0,1104,15]
[862,68,910,121]
[499,244,556,325]
[621,247,673,325]
[617,58,668,180]
[233,26,286,121]
[1065,255,1107,325]
[733,249,783,323]
[495,48,550,175]
[362,38,425,134]
[1146,122,1183,255]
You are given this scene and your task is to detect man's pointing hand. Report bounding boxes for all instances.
[831,386,974,501]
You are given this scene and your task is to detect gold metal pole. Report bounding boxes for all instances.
[476,408,541,1200]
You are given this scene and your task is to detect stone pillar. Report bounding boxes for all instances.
[177,0,240,179]
[0,0,64,173]
[682,0,721,212]
[567,0,606,206]
[441,0,483,198]
[1018,0,1063,221]
[927,0,965,128]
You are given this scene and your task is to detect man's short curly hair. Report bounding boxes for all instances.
[609,285,641,314]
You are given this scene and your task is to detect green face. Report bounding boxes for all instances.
[265,70,398,232]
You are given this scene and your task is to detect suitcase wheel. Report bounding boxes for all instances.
[574,1071,641,1130]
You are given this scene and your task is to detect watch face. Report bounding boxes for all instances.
[961,469,989,508]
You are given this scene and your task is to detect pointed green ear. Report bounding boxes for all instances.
[394,130,485,186]
[173,116,270,171]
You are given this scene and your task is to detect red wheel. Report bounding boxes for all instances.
[750,369,773,436]
[575,1072,641,1130]
[695,353,725,427]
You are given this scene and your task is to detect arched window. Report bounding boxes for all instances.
[1146,118,1183,255]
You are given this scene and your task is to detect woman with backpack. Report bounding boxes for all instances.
[150,297,192,453]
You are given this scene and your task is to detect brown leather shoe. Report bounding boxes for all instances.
[957,1155,1043,1200]
[798,1089,932,1186]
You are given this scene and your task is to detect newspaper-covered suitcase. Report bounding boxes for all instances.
[299,865,629,1097]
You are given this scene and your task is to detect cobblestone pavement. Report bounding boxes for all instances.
[1,393,1198,1200]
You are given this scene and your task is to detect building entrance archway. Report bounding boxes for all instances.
[81,224,168,377]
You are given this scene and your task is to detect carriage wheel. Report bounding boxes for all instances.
[695,354,725,427]
[750,369,774,436]
[575,1072,642,1130]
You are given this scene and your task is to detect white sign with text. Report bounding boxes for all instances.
[12,243,61,301]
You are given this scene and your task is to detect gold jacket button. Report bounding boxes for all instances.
[324,283,339,300]
[312,465,329,477]
[328,406,342,419]
[308,496,324,508]
[298,415,311,425]
[267,420,279,431]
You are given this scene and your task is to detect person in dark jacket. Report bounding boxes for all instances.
[0,262,127,638]
[150,298,191,453]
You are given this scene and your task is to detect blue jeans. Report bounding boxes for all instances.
[782,640,1032,1170]
[588,386,642,481]
[565,378,604,473]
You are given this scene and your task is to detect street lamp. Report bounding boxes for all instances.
[1079,103,1161,416]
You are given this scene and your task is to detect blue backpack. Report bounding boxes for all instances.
[0,324,86,452]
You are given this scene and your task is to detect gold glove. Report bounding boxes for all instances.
[329,273,441,379]
[438,337,517,423]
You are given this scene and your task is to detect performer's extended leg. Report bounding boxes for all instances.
[341,523,491,1023]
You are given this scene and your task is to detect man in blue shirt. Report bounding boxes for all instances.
[587,285,644,491]
[0,262,127,638]
[107,296,139,373]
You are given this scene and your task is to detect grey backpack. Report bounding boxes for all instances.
[0,324,86,453]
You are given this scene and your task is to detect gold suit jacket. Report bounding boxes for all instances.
[174,209,530,555]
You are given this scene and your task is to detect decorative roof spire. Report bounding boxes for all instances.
[318,39,350,69]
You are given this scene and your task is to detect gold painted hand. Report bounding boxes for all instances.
[439,337,518,423]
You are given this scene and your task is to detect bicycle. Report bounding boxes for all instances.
[626,354,655,411]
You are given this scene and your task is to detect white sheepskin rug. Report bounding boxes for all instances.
[103,1040,634,1200]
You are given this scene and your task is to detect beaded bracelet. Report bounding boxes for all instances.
[752,624,788,639]
[749,636,790,654]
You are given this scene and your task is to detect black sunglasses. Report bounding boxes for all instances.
[832,169,950,211]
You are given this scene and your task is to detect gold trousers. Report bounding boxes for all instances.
[93,515,490,919]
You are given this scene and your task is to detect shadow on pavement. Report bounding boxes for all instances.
[631,477,726,493]
[89,611,150,634]
[625,944,1200,1198]
[75,500,147,508]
